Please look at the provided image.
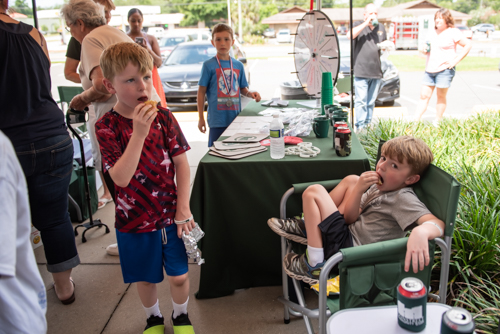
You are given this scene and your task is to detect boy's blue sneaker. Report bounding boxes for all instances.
[171,312,195,334]
[283,251,324,285]
[267,217,307,245]
[143,315,164,334]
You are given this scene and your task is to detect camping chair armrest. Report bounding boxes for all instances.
[434,237,449,303]
[318,252,344,334]
[280,180,343,219]
[292,180,343,194]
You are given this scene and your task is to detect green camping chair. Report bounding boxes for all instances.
[58,86,84,111]
[276,141,461,334]
[58,86,88,138]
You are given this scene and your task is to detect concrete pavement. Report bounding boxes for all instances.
[35,35,500,334]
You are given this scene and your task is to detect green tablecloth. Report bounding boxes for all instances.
[190,100,371,299]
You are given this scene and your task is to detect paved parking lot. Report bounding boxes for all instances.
[48,33,500,122]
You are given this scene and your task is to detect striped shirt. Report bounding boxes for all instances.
[96,108,190,233]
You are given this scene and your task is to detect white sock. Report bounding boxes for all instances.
[172,297,189,319]
[307,245,324,267]
[143,299,162,318]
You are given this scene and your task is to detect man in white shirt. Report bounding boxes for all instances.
[0,131,47,334]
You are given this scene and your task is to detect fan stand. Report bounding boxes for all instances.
[67,108,110,243]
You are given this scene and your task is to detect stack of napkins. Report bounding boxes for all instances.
[209,141,267,160]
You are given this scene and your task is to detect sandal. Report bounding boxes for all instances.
[53,278,76,305]
[98,197,112,210]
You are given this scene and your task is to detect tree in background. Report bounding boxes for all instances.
[274,0,308,11]
[260,2,279,19]
[114,0,179,14]
[178,0,226,27]
[451,0,480,14]
[230,1,279,36]
[468,6,499,25]
[11,0,32,16]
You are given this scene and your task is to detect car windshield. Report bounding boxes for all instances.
[457,26,467,30]
[165,44,217,65]
[159,37,186,47]
[279,31,289,35]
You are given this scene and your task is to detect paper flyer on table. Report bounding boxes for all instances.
[209,147,267,160]
[222,133,268,143]
[213,141,262,150]
[210,145,265,156]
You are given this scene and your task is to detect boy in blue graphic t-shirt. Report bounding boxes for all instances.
[197,23,261,147]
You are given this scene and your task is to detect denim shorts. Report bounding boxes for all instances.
[116,223,188,283]
[422,68,456,89]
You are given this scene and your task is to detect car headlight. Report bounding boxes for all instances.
[383,65,398,80]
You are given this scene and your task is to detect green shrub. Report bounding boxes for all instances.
[359,111,500,333]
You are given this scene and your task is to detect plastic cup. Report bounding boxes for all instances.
[321,90,333,101]
[322,72,333,89]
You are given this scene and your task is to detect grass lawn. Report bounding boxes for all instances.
[387,55,500,72]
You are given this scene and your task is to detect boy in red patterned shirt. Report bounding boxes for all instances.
[96,42,195,334]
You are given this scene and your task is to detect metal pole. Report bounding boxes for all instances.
[316,0,321,11]
[60,17,67,44]
[32,0,38,29]
[238,0,242,39]
[227,0,231,26]
[349,0,354,127]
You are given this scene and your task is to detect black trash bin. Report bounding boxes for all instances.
[280,80,310,100]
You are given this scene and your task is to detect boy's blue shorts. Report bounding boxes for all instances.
[116,223,188,283]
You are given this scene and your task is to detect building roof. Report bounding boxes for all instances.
[379,0,471,20]
[261,6,307,24]
[263,0,470,24]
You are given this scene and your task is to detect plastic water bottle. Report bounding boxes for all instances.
[270,113,285,159]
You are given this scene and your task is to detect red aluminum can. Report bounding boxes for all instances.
[398,278,427,298]
[397,277,427,332]
[335,126,351,157]
[334,121,347,132]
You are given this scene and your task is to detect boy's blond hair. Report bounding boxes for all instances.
[100,42,153,82]
[211,23,234,39]
[382,136,433,176]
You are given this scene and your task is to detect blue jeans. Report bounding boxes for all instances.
[354,77,382,130]
[15,134,80,273]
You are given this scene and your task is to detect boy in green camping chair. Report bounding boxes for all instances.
[268,136,445,284]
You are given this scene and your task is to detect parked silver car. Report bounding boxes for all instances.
[276,29,292,43]
[158,41,248,108]
[471,23,495,34]
[263,28,276,38]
